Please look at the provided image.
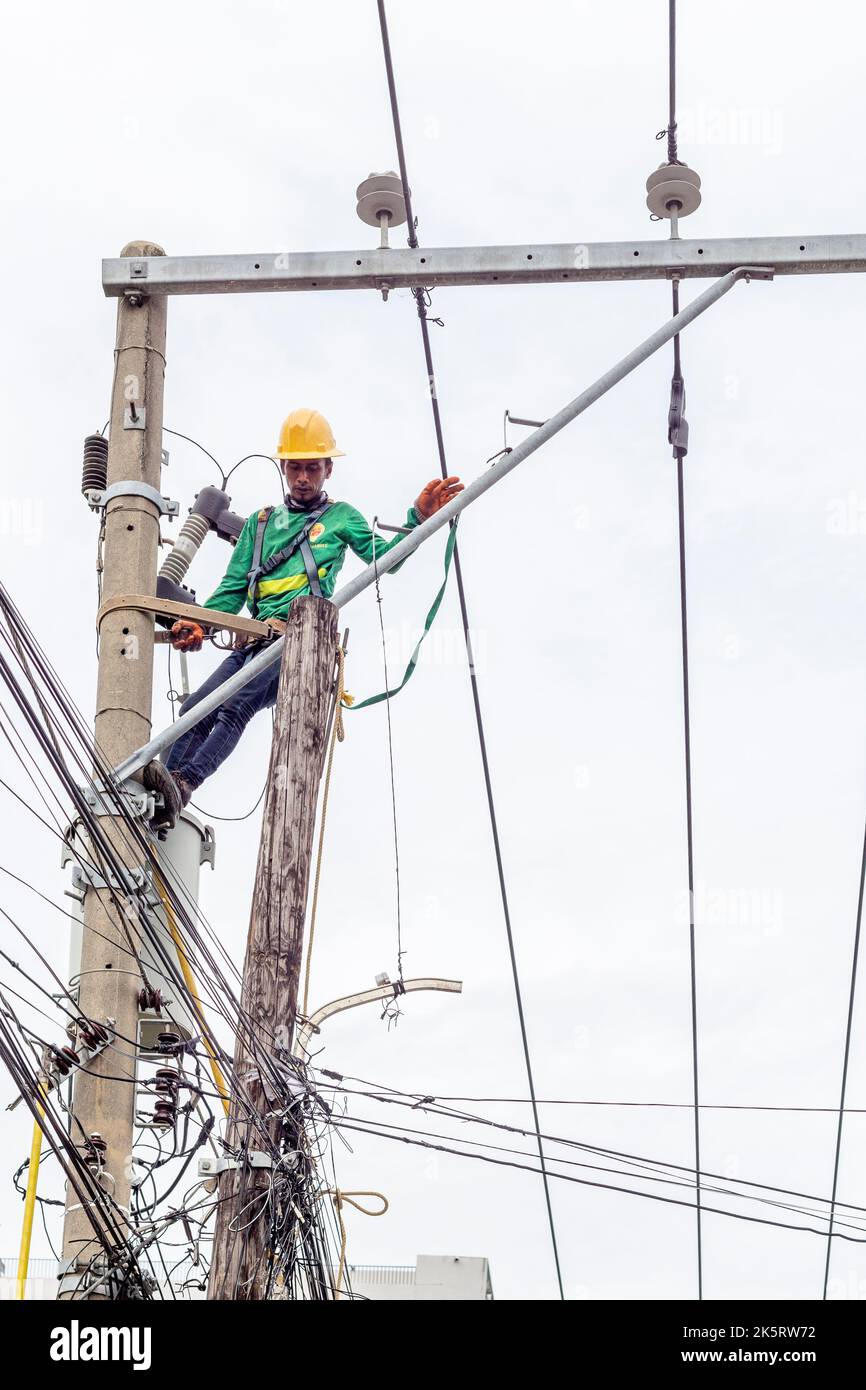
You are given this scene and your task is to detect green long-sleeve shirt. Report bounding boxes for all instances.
[203,498,422,622]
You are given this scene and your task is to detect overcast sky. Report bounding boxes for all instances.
[1,0,865,1300]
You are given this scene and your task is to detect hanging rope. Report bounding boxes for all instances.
[372,520,404,987]
[301,646,352,1021]
[324,1188,389,1299]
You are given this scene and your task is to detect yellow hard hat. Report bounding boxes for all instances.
[275,408,345,460]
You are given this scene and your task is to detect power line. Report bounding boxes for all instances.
[0,588,351,1296]
[822,810,866,1297]
[330,1116,866,1246]
[313,1067,866,1223]
[662,0,702,1300]
[375,0,567,1302]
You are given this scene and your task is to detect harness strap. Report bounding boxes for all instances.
[298,535,323,597]
[246,499,332,614]
[246,506,275,619]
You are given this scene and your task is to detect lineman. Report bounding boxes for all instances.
[144,409,462,826]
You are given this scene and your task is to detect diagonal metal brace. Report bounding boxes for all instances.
[113,266,772,783]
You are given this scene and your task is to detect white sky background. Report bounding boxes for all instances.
[1,0,865,1300]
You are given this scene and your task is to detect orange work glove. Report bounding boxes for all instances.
[414,476,464,520]
[170,619,205,652]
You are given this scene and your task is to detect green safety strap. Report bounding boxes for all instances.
[348,520,459,711]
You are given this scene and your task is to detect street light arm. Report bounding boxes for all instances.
[294,977,463,1059]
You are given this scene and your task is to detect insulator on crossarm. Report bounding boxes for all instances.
[645,161,702,219]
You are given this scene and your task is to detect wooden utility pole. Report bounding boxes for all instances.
[59,242,167,1297]
[209,596,338,1301]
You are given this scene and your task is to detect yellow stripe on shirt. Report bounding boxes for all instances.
[251,567,328,600]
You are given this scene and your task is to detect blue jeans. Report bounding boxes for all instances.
[165,642,281,790]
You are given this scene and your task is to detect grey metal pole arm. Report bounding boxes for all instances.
[114,265,770,783]
[293,976,463,1059]
[101,236,858,295]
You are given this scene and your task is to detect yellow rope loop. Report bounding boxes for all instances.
[334,1190,390,1218]
[323,1188,389,1300]
[301,645,349,1020]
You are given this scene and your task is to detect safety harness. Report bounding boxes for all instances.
[246,497,334,618]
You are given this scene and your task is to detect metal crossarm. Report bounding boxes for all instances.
[102,234,865,297]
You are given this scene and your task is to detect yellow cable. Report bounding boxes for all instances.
[154,873,230,1117]
[324,1188,389,1300]
[15,1096,44,1300]
[301,646,351,1021]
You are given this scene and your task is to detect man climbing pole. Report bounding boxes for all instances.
[144,408,462,826]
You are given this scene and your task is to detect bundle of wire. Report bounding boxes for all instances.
[0,580,348,1300]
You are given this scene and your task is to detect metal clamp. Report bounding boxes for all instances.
[69,861,158,911]
[58,1262,152,1299]
[80,778,154,821]
[88,480,179,517]
[668,376,689,458]
[198,1151,274,1179]
[79,1016,116,1068]
[199,823,216,869]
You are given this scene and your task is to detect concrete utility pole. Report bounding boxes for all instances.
[209,596,339,1301]
[60,242,167,1298]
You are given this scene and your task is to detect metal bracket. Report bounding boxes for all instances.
[46,1017,117,1080]
[58,1261,150,1300]
[70,861,157,906]
[77,1016,116,1068]
[199,823,216,870]
[198,1151,273,1179]
[89,480,179,517]
[80,777,154,821]
[668,376,689,457]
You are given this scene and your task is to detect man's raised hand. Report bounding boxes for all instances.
[414,476,464,520]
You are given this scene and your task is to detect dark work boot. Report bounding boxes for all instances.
[172,772,195,810]
[142,760,183,833]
